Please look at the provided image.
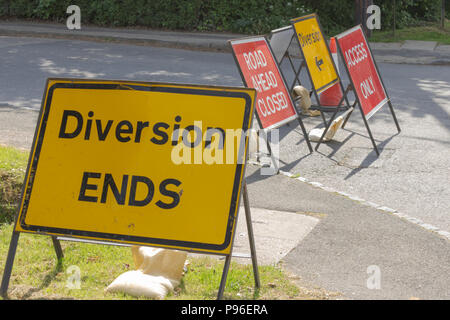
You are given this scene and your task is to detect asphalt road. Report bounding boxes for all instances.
[1,36,449,233]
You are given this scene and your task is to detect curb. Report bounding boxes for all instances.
[0,28,232,53]
[278,170,450,242]
[2,26,450,65]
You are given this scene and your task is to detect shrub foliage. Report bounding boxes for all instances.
[0,0,447,35]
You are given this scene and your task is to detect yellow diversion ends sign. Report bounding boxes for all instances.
[15,79,256,255]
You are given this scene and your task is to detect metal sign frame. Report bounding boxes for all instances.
[335,25,401,155]
[229,36,313,169]
[269,26,305,96]
[1,78,260,300]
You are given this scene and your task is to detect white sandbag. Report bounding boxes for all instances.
[105,270,175,300]
[131,246,187,281]
[293,85,321,117]
[105,246,187,299]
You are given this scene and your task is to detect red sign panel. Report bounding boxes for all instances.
[336,26,388,119]
[230,37,298,130]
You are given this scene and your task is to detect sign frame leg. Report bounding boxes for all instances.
[278,57,313,154]
[242,181,261,290]
[217,254,232,300]
[315,85,353,151]
[387,99,401,133]
[217,181,260,300]
[260,129,279,174]
[0,231,20,298]
[51,236,64,260]
[341,102,356,129]
[358,105,380,156]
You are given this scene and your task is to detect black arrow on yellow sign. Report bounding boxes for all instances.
[315,56,323,71]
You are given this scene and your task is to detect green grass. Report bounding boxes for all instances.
[369,20,450,44]
[0,223,332,300]
[0,145,29,224]
[0,145,29,171]
[0,144,335,300]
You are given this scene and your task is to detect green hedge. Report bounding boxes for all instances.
[0,0,447,35]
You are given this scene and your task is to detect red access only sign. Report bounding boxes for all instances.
[230,37,298,130]
[336,25,388,119]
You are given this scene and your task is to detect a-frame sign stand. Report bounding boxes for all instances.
[272,15,399,156]
[289,14,353,152]
[334,25,401,156]
[229,36,313,174]
[269,24,351,131]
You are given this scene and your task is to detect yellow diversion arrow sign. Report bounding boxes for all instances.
[291,13,339,93]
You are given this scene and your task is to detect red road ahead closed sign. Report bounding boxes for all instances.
[336,25,388,119]
[229,37,298,130]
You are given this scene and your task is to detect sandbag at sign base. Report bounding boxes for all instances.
[105,247,187,299]
[106,271,177,299]
[292,85,321,117]
[309,114,345,142]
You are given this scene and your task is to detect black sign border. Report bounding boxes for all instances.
[16,79,254,252]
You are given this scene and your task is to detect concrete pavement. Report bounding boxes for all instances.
[1,20,450,65]
[245,165,450,300]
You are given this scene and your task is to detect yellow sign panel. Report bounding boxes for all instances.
[15,79,255,255]
[291,14,339,93]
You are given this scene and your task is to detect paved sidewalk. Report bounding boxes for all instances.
[1,20,450,65]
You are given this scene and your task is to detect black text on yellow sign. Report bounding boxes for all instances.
[15,79,256,254]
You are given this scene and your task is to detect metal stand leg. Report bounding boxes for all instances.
[297,118,313,154]
[387,100,401,133]
[360,110,380,156]
[217,181,260,299]
[320,111,327,127]
[315,86,352,152]
[341,101,356,129]
[260,129,279,174]
[51,236,64,260]
[243,182,260,289]
[1,231,20,298]
[287,56,304,93]
[217,254,232,300]
[315,109,339,152]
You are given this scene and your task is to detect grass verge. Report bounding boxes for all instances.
[0,145,28,224]
[0,223,337,300]
[369,20,450,45]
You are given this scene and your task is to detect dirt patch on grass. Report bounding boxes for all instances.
[4,284,74,300]
[0,170,23,224]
